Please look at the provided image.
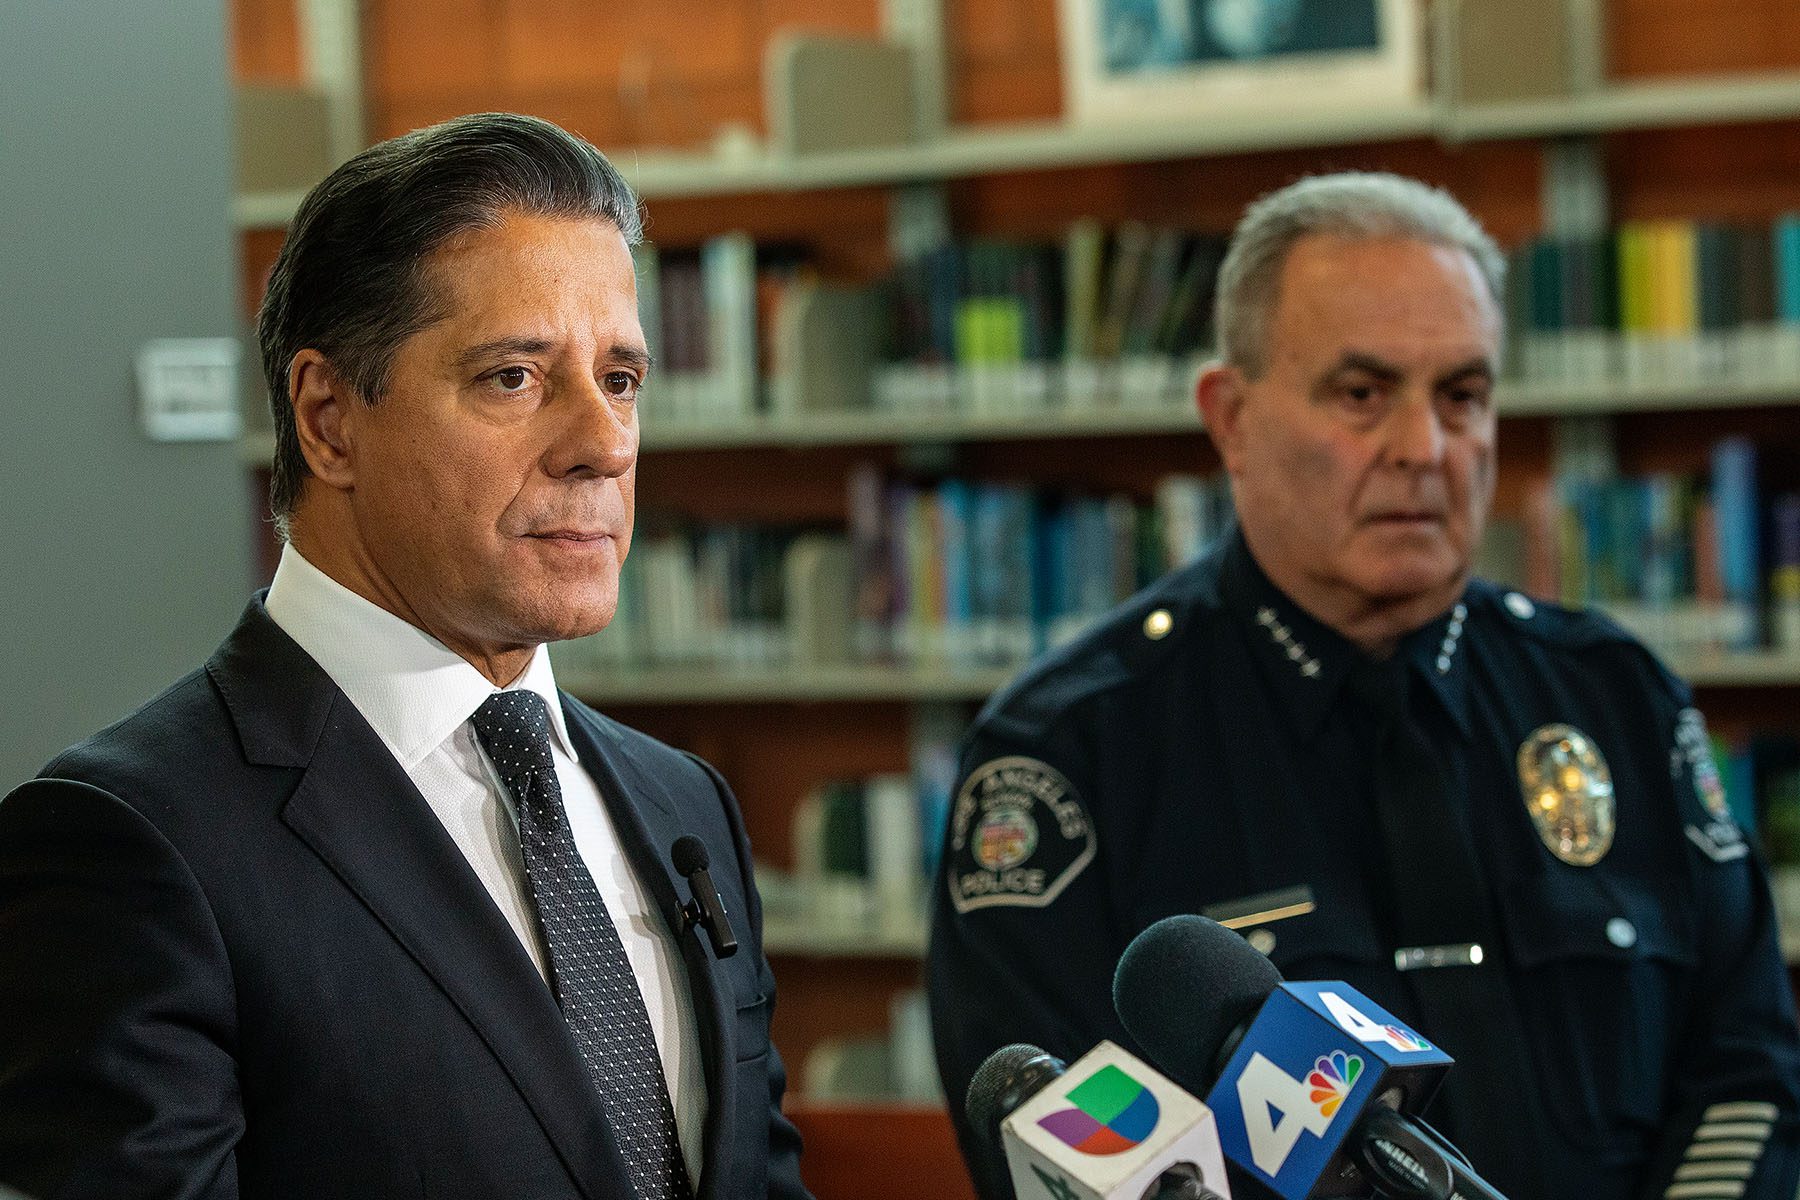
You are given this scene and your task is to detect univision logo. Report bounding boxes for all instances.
[1038,1064,1160,1155]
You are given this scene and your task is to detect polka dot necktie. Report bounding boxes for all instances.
[470,691,693,1200]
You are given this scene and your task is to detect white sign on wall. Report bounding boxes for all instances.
[137,337,241,443]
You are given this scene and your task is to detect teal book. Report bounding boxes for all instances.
[937,479,975,665]
[1776,214,1800,324]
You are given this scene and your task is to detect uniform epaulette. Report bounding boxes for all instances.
[1465,579,1684,696]
[977,555,1223,734]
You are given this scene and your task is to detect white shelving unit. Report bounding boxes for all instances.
[1442,69,1800,141]
[233,71,1800,229]
[237,376,1800,464]
[1675,653,1800,689]
[641,402,1204,449]
[555,650,1800,707]
[762,915,927,959]
[1498,377,1800,417]
[556,664,1014,706]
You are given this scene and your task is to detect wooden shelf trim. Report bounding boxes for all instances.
[234,71,1800,224]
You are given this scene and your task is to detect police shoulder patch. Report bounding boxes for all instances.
[1672,707,1748,863]
[947,755,1097,913]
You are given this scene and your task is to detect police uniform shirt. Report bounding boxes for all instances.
[928,528,1800,1200]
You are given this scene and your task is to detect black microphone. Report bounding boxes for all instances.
[1113,915,1508,1200]
[671,835,738,958]
[967,1043,1071,1148]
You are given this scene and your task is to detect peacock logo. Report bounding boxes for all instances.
[1038,1064,1161,1155]
[1307,1051,1363,1118]
[1382,1024,1431,1053]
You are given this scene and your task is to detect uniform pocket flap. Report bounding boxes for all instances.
[1495,874,1695,971]
[1199,884,1385,974]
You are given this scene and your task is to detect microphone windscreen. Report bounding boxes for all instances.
[965,1043,1066,1141]
[1112,914,1283,1092]
[671,834,710,876]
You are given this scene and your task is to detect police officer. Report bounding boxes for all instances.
[928,172,1800,1199]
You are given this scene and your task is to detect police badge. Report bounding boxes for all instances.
[1517,724,1616,866]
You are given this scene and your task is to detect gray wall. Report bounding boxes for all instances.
[1,1,253,786]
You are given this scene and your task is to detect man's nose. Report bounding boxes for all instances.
[544,374,637,480]
[1384,392,1446,471]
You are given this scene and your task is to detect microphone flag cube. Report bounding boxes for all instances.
[1206,982,1452,1198]
[1002,1041,1230,1200]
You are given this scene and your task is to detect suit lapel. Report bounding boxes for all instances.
[561,700,735,1200]
[208,601,629,1200]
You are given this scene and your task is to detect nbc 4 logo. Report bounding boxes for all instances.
[1236,1050,1365,1176]
[1232,992,1431,1179]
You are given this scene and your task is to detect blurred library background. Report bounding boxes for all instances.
[9,0,1800,1195]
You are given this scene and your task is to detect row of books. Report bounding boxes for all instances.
[569,522,800,670]
[798,989,939,1103]
[848,467,1234,665]
[750,702,962,932]
[630,236,813,423]
[1496,435,1800,655]
[755,773,943,954]
[1509,216,1800,388]
[877,224,1226,414]
[627,215,1800,431]
[553,471,1236,674]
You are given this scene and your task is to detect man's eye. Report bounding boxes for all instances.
[492,367,531,392]
[601,371,640,398]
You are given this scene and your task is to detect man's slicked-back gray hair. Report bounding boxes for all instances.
[1214,171,1505,379]
[257,112,643,537]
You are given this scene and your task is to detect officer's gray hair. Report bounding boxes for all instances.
[1215,171,1506,379]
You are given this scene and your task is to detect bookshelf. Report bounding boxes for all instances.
[763,914,928,959]
[232,70,1800,227]
[556,654,1800,704]
[238,375,1800,464]
[556,664,1013,705]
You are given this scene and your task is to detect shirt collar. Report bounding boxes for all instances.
[263,544,578,770]
[1218,528,1473,742]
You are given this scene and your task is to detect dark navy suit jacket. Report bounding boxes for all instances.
[0,599,809,1200]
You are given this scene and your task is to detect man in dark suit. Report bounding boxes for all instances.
[0,112,810,1200]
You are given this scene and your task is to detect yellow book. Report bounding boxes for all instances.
[1655,219,1699,336]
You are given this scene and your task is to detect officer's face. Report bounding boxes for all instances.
[1202,234,1499,640]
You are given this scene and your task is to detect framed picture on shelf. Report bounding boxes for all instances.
[1057,0,1424,127]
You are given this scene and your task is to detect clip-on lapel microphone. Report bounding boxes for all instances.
[672,835,739,958]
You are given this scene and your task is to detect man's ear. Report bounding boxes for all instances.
[1197,361,1250,476]
[289,350,357,491]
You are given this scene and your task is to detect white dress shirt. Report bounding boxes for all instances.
[265,545,706,1182]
